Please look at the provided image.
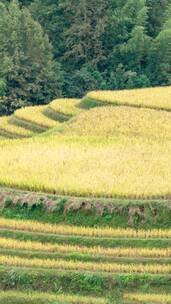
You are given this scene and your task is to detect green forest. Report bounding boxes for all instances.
[0,0,171,115]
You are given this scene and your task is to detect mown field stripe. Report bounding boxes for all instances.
[0,290,106,304]
[1,255,171,274]
[124,293,171,304]
[0,237,170,258]
[1,229,171,249]
[1,218,171,239]
[1,248,171,265]
[43,107,69,122]
[9,116,46,133]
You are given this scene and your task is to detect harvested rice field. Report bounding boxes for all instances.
[0,86,171,303]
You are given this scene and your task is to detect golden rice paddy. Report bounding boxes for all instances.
[0,87,171,304]
[1,218,171,239]
[0,255,170,274]
[0,237,170,258]
[0,87,171,197]
[50,98,82,117]
[0,135,171,198]
[87,86,171,111]
[14,105,60,129]
[62,106,171,140]
[0,213,170,302]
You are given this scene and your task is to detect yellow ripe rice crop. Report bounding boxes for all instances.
[0,290,106,304]
[0,237,170,258]
[62,106,171,140]
[0,255,171,274]
[1,218,171,239]
[87,86,171,111]
[0,136,171,198]
[50,98,82,117]
[0,117,33,137]
[15,105,60,129]
[124,293,171,303]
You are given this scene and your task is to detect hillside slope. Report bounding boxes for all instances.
[0,99,83,139]
[83,86,171,110]
[0,189,170,304]
[0,86,171,198]
[0,86,171,304]
[61,106,171,140]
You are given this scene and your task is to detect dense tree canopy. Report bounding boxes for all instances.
[0,0,171,114]
[0,0,62,114]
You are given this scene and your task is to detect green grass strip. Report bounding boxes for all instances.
[43,107,70,122]
[0,290,106,304]
[9,116,45,133]
[1,266,171,295]
[1,230,171,249]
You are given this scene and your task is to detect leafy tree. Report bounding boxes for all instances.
[1,0,33,5]
[0,80,6,97]
[30,0,108,94]
[153,30,171,84]
[0,0,62,115]
[146,0,171,37]
[63,66,106,98]
[104,0,151,88]
[1,0,170,102]
[108,64,150,90]
[30,0,67,59]
[63,0,107,67]
[147,7,171,85]
[124,26,151,71]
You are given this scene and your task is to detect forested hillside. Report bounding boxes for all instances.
[1,2,171,303]
[0,0,171,115]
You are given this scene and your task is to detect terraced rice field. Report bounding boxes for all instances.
[62,106,171,140]
[0,86,170,302]
[1,218,171,239]
[0,215,170,303]
[14,105,60,129]
[0,86,171,198]
[1,236,171,258]
[85,86,171,111]
[1,135,171,198]
[49,98,82,117]
[0,98,81,138]
[0,116,34,138]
